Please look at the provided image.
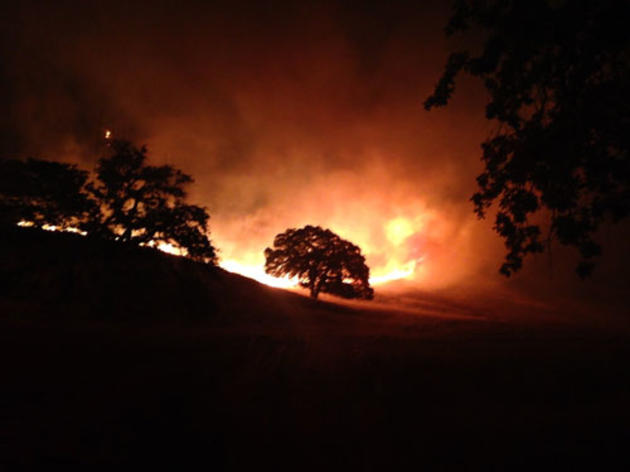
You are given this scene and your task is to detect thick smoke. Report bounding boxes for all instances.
[1,1,627,306]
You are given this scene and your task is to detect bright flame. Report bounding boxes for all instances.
[217,258,421,288]
[369,258,423,285]
[104,129,112,140]
[385,217,416,246]
[220,259,298,288]
[141,240,186,256]
[211,210,428,290]
[18,220,88,236]
[18,202,428,291]
[156,242,184,256]
[358,215,425,284]
[18,221,186,258]
[217,216,427,289]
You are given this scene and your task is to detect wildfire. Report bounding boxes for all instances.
[18,210,427,290]
[369,258,423,285]
[220,259,298,288]
[217,215,425,288]
[218,257,421,288]
[385,217,416,246]
[141,240,185,256]
[104,129,112,140]
[17,220,88,236]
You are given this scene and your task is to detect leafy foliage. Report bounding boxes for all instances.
[86,140,217,264]
[264,225,374,299]
[426,0,630,277]
[0,157,92,228]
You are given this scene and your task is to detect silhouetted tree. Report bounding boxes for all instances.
[264,225,374,300]
[87,140,217,264]
[0,157,92,228]
[426,0,630,277]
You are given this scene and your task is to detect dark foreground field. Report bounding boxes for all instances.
[2,229,630,469]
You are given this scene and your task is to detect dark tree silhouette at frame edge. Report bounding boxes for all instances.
[0,157,93,229]
[264,225,374,300]
[85,139,217,264]
[425,0,630,277]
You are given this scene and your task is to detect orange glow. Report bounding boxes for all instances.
[19,215,427,289]
[5,6,507,296]
[212,204,431,288]
[221,259,298,288]
[19,176,463,292]
[385,217,416,246]
[17,221,188,258]
[218,258,423,288]
[141,240,186,256]
[18,220,88,236]
[156,242,183,256]
[370,258,424,285]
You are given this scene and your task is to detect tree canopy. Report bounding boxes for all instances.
[86,140,217,264]
[1,140,217,265]
[264,225,374,300]
[0,157,92,229]
[426,0,630,277]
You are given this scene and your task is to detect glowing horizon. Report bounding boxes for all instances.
[219,254,422,289]
[17,218,424,290]
[214,213,427,289]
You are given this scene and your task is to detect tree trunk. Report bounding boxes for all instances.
[121,226,132,242]
[310,277,323,299]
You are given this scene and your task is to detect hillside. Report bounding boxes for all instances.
[2,227,630,469]
[1,226,307,321]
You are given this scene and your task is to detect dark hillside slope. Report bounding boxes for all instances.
[0,227,305,321]
[2,227,630,469]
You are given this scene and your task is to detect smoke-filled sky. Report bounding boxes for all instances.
[2,0,628,301]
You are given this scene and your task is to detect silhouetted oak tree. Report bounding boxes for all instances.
[0,158,92,228]
[426,0,630,277]
[264,225,374,300]
[87,140,217,264]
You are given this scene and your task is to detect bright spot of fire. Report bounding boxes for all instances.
[385,217,416,246]
[221,259,298,288]
[369,258,423,285]
[217,217,427,288]
[141,240,185,256]
[18,209,428,290]
[104,129,112,140]
[218,256,422,288]
[18,220,88,236]
[17,221,185,257]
